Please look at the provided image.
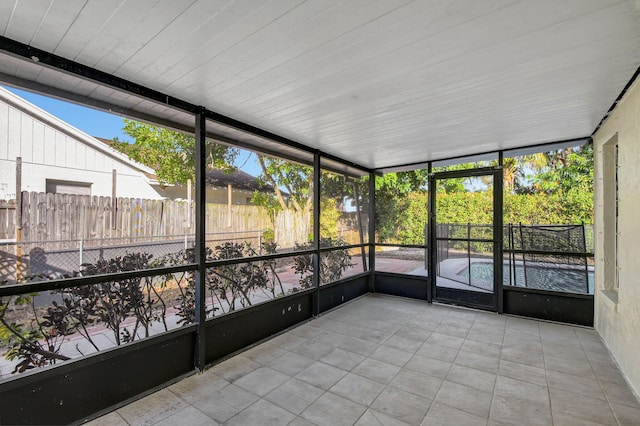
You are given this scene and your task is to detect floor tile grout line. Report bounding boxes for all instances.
[423,307,472,423]
[485,305,507,425]
[304,304,429,426]
[91,295,638,426]
[536,319,559,426]
[577,327,625,426]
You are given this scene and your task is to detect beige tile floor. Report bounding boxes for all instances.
[88,294,640,425]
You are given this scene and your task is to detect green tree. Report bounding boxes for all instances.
[114,119,238,185]
[502,153,547,194]
[533,143,593,195]
[254,155,313,215]
[374,170,429,243]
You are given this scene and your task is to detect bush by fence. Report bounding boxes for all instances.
[0,192,311,283]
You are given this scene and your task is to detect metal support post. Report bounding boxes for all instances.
[352,182,367,271]
[368,171,376,292]
[194,109,207,371]
[427,162,434,303]
[312,153,321,316]
[494,155,504,313]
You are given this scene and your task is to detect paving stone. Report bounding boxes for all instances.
[301,392,366,426]
[295,361,348,390]
[416,341,459,363]
[354,409,412,426]
[86,295,640,426]
[265,377,324,415]
[244,343,288,364]
[549,388,617,425]
[234,367,290,396]
[610,402,640,426]
[600,380,640,408]
[369,344,413,367]
[546,369,605,400]
[427,332,465,350]
[168,371,229,404]
[497,359,547,387]
[460,338,502,358]
[226,399,295,426]
[383,334,423,353]
[454,350,500,374]
[292,339,335,360]
[371,386,431,425]
[352,358,401,384]
[494,375,549,405]
[394,325,433,342]
[404,353,452,379]
[211,356,260,382]
[490,395,551,426]
[330,372,386,406]
[117,389,188,426]
[446,364,496,393]
[389,369,443,400]
[500,346,544,369]
[422,402,487,426]
[193,384,259,423]
[85,411,128,426]
[154,406,218,426]
[321,347,365,371]
[434,380,493,418]
[266,350,316,376]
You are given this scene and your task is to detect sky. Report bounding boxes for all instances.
[2,85,261,176]
[4,85,134,143]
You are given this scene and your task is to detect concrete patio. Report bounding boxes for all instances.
[87,294,639,425]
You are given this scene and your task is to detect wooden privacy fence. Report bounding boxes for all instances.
[1,192,310,249]
[0,199,15,240]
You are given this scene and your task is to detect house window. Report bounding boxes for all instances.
[46,179,92,196]
[602,135,619,293]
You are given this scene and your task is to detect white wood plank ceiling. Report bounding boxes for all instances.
[1,0,639,169]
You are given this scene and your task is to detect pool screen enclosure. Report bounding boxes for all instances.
[429,166,503,311]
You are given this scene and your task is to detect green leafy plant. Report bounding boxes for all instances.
[292,238,353,289]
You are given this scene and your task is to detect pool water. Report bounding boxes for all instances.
[458,262,594,294]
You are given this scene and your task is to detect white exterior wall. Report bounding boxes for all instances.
[0,91,163,200]
[593,77,640,396]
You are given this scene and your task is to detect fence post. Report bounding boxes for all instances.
[15,157,23,281]
[582,221,589,293]
[111,169,117,230]
[519,222,528,288]
[467,222,471,287]
[509,223,515,286]
[424,223,428,270]
[258,229,262,255]
[79,238,83,268]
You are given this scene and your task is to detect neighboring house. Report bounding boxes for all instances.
[156,168,274,205]
[94,139,275,206]
[0,86,162,200]
[0,87,271,204]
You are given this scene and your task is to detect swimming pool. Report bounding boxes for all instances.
[457,261,594,294]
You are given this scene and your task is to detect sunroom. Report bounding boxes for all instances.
[0,1,639,424]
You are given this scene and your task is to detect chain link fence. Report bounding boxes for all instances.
[0,230,263,283]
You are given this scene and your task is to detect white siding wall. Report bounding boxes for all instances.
[593,77,640,397]
[0,101,163,199]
